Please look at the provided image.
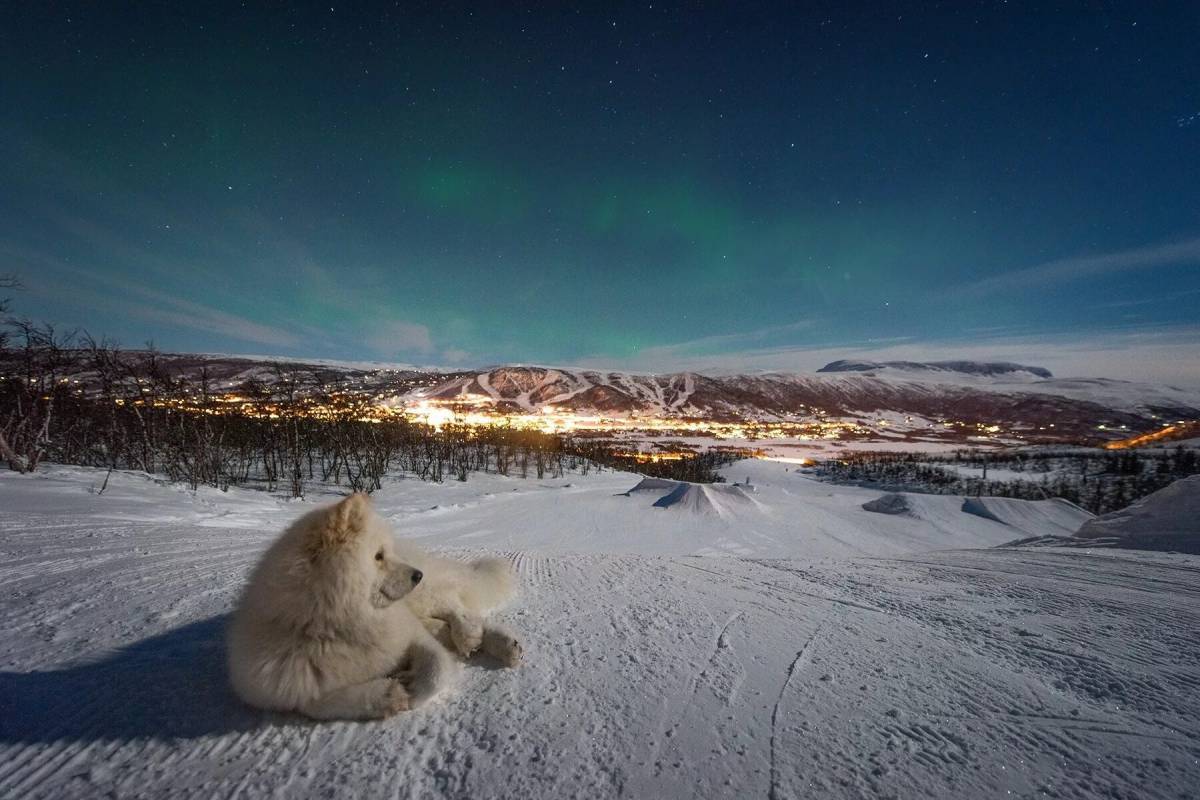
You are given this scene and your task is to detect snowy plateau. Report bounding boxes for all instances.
[1,459,1198,799]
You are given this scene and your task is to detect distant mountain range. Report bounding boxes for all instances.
[14,351,1199,444]
[415,363,1197,440]
[817,359,1055,379]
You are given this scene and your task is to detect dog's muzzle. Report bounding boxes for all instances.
[380,567,421,601]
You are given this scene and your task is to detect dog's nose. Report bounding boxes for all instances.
[411,570,423,585]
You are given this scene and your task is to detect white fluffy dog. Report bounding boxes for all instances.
[227,493,522,720]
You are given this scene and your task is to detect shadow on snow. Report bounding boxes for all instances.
[0,614,516,746]
[0,615,272,743]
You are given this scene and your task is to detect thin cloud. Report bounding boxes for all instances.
[62,282,301,348]
[1093,286,1200,310]
[441,348,472,363]
[364,320,434,355]
[960,236,1200,297]
[584,319,818,369]
[117,285,302,348]
[6,245,302,348]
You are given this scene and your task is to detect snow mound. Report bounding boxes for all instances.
[1075,475,1200,553]
[860,492,963,521]
[622,477,680,495]
[862,491,1093,537]
[862,493,916,515]
[652,483,754,515]
[625,477,755,517]
[961,497,1093,537]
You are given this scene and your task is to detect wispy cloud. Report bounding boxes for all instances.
[576,320,818,371]
[5,244,303,348]
[59,282,301,348]
[113,285,303,348]
[1093,286,1200,310]
[441,348,472,363]
[363,320,434,356]
[959,236,1200,297]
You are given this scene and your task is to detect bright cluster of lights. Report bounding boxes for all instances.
[393,397,869,440]
[120,391,406,423]
[126,390,1031,448]
[110,388,1184,454]
[1103,421,1197,450]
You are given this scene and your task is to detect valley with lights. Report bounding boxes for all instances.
[15,354,1199,467]
[114,380,1197,464]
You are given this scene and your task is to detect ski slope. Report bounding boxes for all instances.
[1,463,1198,799]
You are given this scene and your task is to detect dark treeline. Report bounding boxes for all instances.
[0,323,730,493]
[816,448,1199,515]
[605,451,738,484]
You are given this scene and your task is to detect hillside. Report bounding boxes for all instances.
[6,350,1199,446]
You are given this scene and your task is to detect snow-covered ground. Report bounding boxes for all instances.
[1,462,1198,799]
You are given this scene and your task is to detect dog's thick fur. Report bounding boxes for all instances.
[227,494,521,720]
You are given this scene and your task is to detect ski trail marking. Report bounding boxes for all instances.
[650,610,743,775]
[678,560,887,615]
[769,618,827,800]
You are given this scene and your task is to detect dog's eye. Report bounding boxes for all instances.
[375,550,384,562]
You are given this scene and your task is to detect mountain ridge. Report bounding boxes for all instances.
[8,350,1198,444]
[817,359,1054,379]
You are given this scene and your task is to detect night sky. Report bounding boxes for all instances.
[2,3,1198,381]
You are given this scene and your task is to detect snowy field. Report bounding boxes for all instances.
[1,462,1198,798]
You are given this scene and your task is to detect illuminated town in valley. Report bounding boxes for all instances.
[94,378,1196,462]
[25,358,1200,460]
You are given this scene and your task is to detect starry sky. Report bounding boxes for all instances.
[2,3,1198,382]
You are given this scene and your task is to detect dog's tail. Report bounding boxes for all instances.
[466,556,517,612]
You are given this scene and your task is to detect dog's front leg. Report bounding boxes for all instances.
[392,635,459,707]
[447,610,484,657]
[422,599,484,657]
[299,678,410,721]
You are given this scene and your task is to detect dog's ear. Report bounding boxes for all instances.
[309,493,371,558]
[330,492,371,537]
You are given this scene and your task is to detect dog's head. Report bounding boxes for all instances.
[305,494,423,608]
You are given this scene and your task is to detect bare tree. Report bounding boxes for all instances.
[0,275,20,350]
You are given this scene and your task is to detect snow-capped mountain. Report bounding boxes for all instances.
[13,351,1200,444]
[817,359,1054,379]
[408,363,1198,438]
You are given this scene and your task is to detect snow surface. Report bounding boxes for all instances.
[2,462,1199,799]
[1075,475,1200,553]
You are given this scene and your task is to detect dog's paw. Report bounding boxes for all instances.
[484,628,523,668]
[451,616,484,658]
[498,636,522,668]
[376,680,411,717]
